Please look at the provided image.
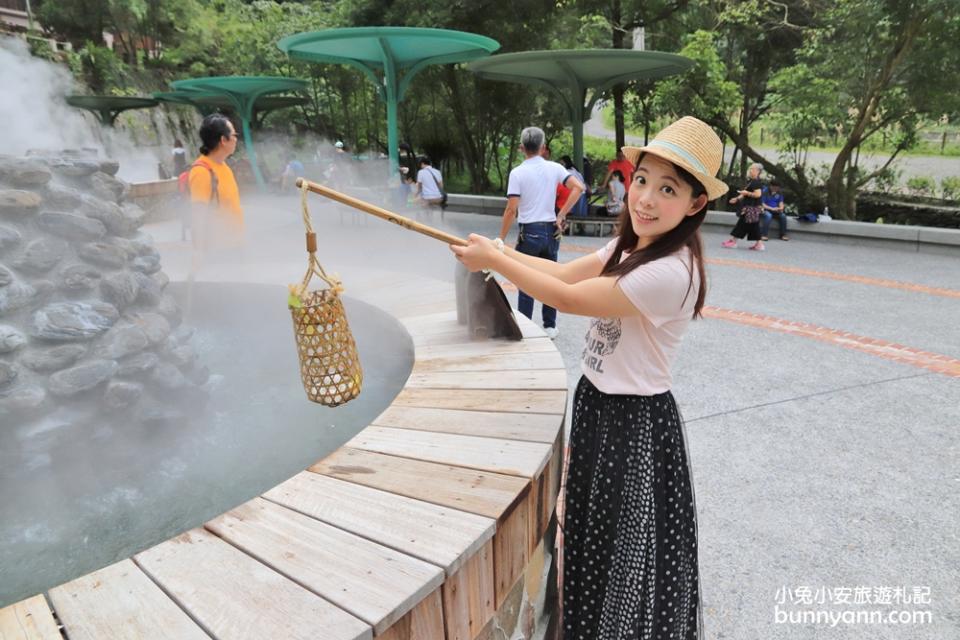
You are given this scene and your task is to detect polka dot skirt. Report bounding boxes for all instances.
[562,376,703,639]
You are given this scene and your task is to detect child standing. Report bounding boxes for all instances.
[452,116,726,639]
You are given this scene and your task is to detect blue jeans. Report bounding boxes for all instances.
[516,221,559,328]
[760,211,789,238]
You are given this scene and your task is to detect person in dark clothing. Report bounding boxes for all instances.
[722,163,765,251]
[760,180,789,241]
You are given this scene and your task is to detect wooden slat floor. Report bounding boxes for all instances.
[1,273,566,640]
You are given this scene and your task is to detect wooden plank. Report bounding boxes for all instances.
[392,388,566,415]
[412,350,565,373]
[0,595,60,640]
[399,313,460,336]
[363,290,455,317]
[371,406,562,443]
[516,316,547,339]
[310,448,528,520]
[410,331,483,348]
[48,559,209,640]
[204,499,442,635]
[441,540,496,640]
[528,432,564,555]
[397,309,458,328]
[405,369,568,391]
[414,337,557,360]
[493,493,531,609]
[135,528,372,640]
[347,427,551,479]
[378,588,444,640]
[263,472,495,576]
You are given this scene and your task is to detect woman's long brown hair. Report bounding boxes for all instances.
[600,153,709,319]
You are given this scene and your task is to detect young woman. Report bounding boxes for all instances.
[452,116,727,639]
[605,168,627,215]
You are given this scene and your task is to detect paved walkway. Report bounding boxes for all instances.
[153,198,959,638]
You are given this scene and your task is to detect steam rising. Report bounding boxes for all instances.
[0,38,97,155]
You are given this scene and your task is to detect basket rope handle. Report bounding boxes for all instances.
[300,181,343,294]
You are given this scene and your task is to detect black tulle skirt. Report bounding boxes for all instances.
[562,376,703,639]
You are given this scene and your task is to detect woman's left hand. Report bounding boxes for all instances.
[450,234,499,272]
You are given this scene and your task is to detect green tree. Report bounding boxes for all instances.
[790,0,960,218]
[657,2,960,219]
[572,0,692,149]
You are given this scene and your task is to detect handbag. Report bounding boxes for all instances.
[427,167,447,206]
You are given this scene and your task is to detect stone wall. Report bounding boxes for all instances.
[0,151,209,431]
[477,523,560,640]
[856,193,960,228]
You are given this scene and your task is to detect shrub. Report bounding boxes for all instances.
[870,167,902,194]
[940,177,960,201]
[906,176,935,197]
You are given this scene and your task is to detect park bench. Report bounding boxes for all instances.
[565,215,619,237]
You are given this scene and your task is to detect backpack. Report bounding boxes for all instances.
[178,159,219,204]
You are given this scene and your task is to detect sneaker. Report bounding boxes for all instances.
[544,327,559,340]
[780,235,790,241]
[749,243,765,251]
[760,236,769,241]
[721,238,737,249]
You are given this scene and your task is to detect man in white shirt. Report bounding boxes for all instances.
[498,126,584,339]
[415,156,445,207]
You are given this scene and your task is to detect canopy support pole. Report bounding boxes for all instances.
[379,38,400,175]
[239,116,265,190]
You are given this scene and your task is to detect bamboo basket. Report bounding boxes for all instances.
[289,184,362,406]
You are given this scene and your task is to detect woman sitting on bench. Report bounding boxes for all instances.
[605,169,626,216]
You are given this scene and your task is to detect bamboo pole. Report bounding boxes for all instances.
[296,178,468,246]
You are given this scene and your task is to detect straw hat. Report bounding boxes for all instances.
[622,116,728,200]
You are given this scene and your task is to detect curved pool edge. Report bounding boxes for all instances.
[0,271,568,640]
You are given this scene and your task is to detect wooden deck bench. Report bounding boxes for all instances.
[0,270,567,640]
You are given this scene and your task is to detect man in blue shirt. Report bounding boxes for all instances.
[761,180,789,241]
[280,154,305,191]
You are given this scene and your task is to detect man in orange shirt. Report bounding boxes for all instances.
[601,149,635,195]
[188,114,244,249]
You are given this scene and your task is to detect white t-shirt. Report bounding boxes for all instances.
[417,167,443,199]
[581,240,699,395]
[506,156,572,224]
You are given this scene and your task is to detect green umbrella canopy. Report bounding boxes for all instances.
[154,91,308,127]
[278,27,500,172]
[65,95,159,127]
[468,50,693,171]
[169,76,308,188]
